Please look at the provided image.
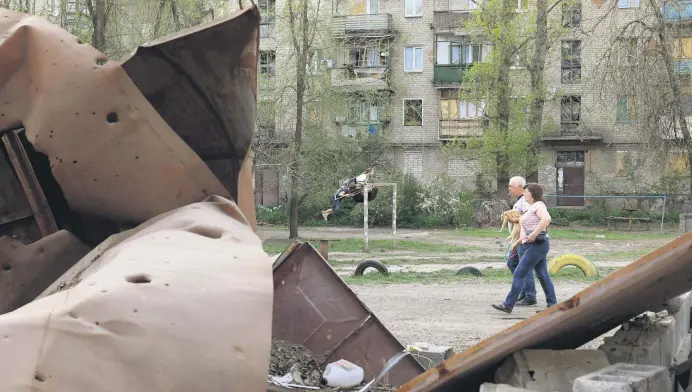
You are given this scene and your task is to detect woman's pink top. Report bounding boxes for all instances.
[519,201,549,244]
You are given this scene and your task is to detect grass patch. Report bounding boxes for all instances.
[343,266,619,285]
[262,238,482,255]
[585,249,653,261]
[456,227,676,241]
[329,256,504,266]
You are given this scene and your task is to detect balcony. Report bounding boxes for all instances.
[331,68,390,89]
[438,119,483,139]
[433,11,473,30]
[434,64,471,86]
[338,122,388,138]
[332,14,394,38]
[663,1,692,21]
[674,59,692,73]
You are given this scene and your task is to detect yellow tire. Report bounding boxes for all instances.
[548,254,599,277]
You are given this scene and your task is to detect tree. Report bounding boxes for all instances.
[595,0,692,200]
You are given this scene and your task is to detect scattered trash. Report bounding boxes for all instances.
[357,351,412,392]
[269,340,325,388]
[322,359,364,388]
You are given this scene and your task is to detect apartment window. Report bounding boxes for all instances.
[560,96,581,130]
[349,46,387,68]
[260,51,276,75]
[404,99,423,126]
[405,47,423,71]
[561,40,581,83]
[259,0,276,38]
[436,42,482,65]
[562,0,581,27]
[618,0,639,8]
[618,38,638,65]
[616,95,633,122]
[405,0,423,16]
[440,90,485,119]
[349,101,379,123]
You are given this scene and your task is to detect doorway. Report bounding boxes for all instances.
[556,151,585,207]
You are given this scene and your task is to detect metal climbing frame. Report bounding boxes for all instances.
[363,182,397,252]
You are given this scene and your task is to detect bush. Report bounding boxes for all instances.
[256,205,288,225]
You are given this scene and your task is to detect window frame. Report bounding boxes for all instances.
[405,0,423,17]
[404,99,424,127]
[561,40,582,84]
[560,95,581,131]
[561,0,582,27]
[259,50,276,75]
[404,46,424,72]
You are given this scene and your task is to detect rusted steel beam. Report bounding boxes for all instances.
[0,209,33,226]
[1,129,58,237]
[397,231,692,391]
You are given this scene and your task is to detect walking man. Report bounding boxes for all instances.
[506,176,537,306]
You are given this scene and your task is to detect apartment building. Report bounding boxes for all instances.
[251,0,692,206]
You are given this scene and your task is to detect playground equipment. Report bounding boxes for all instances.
[548,254,599,277]
[363,183,397,252]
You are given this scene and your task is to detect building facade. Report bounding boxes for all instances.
[252,0,691,206]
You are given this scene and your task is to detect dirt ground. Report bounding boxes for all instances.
[259,226,671,352]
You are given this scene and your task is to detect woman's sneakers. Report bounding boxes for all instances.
[491,303,512,314]
[515,297,537,306]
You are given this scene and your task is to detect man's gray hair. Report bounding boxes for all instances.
[509,176,526,187]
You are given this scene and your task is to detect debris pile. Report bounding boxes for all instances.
[269,340,325,388]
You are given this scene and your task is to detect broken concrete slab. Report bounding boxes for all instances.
[600,313,676,368]
[480,383,544,392]
[494,349,610,391]
[573,363,671,392]
[408,343,455,370]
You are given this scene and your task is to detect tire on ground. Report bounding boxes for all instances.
[456,266,483,277]
[354,260,389,276]
[548,254,599,277]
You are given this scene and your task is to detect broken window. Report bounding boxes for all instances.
[404,47,423,71]
[560,96,581,131]
[616,95,633,122]
[618,0,639,9]
[562,0,581,27]
[561,40,581,83]
[404,99,423,126]
[260,51,276,75]
[259,0,276,38]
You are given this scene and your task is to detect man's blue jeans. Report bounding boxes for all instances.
[504,239,557,309]
[506,244,536,301]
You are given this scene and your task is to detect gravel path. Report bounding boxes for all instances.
[350,281,613,353]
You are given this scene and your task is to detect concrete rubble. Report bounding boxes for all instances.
[573,363,672,392]
[480,383,550,392]
[494,349,611,391]
[407,343,455,370]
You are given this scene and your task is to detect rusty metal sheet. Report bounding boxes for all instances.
[0,230,90,314]
[398,232,692,391]
[272,242,425,387]
[0,7,259,226]
[0,196,272,391]
[1,128,58,237]
[120,8,259,204]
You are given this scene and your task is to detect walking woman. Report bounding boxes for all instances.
[492,183,557,313]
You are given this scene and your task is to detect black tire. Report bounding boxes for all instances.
[456,266,483,277]
[353,187,379,204]
[354,260,389,276]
